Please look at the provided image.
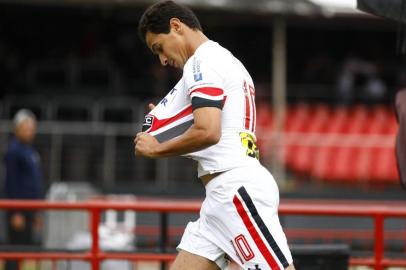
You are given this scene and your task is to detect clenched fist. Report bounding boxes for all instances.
[134,132,160,158]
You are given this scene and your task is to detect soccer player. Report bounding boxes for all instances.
[135,1,295,269]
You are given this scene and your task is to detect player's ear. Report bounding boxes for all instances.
[169,18,183,34]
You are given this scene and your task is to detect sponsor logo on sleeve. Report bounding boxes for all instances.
[193,58,203,81]
[160,97,168,107]
[194,73,202,81]
[169,87,177,95]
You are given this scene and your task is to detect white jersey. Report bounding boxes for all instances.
[142,40,259,177]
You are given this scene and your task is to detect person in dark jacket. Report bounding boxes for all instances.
[3,109,43,270]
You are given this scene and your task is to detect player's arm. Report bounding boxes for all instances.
[134,106,221,158]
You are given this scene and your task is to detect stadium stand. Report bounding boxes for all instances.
[256,103,399,184]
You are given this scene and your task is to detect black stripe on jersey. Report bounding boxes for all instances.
[154,119,194,143]
[192,97,223,110]
[237,186,290,268]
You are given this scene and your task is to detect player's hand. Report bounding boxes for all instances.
[134,132,160,158]
[148,103,155,111]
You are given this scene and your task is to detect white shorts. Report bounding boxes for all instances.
[177,161,293,270]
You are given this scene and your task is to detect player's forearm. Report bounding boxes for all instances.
[153,124,220,157]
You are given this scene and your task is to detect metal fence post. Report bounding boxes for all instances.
[374,214,384,270]
[90,207,101,270]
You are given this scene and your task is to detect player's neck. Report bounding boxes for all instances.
[185,30,209,57]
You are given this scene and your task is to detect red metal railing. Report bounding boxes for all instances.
[0,198,405,270]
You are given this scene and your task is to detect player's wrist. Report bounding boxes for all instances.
[150,143,163,158]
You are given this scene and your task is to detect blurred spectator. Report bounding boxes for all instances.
[337,56,387,104]
[396,88,406,190]
[3,109,43,270]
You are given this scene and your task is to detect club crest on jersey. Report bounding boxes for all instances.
[142,115,155,132]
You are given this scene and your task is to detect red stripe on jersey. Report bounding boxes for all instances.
[233,195,280,269]
[243,83,251,130]
[149,105,193,133]
[249,85,256,132]
[190,87,224,97]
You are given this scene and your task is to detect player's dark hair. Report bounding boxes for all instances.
[138,0,202,43]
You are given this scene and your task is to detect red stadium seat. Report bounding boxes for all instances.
[311,144,337,180]
[307,104,330,133]
[255,103,274,156]
[333,147,359,181]
[287,105,330,175]
[345,105,369,134]
[327,106,350,134]
[370,146,399,183]
[285,103,312,132]
[256,102,273,128]
[356,147,373,181]
[382,114,398,134]
[312,144,361,182]
[283,104,313,169]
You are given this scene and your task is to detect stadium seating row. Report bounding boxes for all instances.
[256,103,399,183]
[1,96,398,184]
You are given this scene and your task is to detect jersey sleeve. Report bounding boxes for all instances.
[184,56,225,110]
